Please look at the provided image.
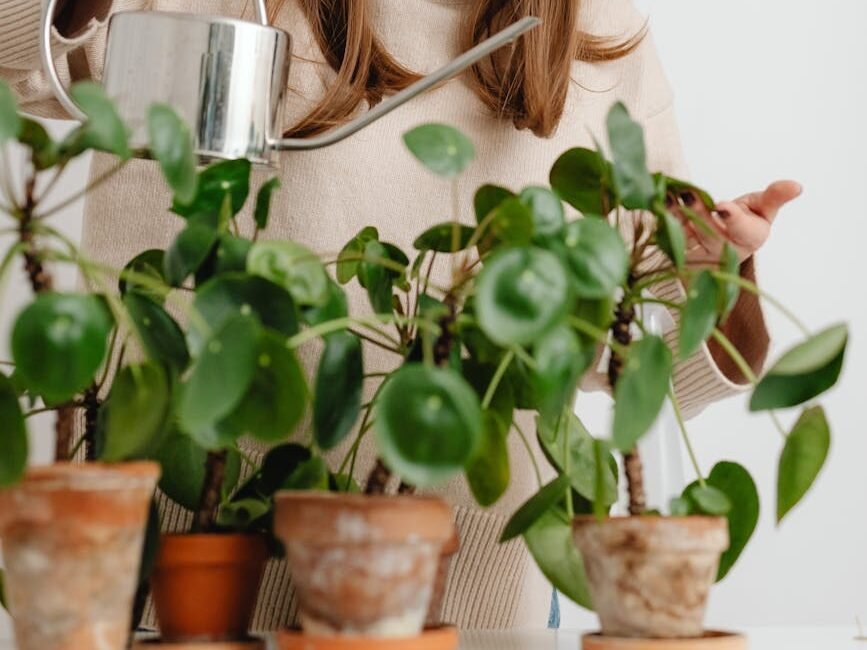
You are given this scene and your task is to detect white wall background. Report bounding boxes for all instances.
[1,0,865,641]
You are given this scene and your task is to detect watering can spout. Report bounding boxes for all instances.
[270,16,541,152]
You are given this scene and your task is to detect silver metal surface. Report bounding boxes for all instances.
[40,1,540,164]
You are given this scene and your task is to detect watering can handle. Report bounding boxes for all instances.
[40,0,271,120]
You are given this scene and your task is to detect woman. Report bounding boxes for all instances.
[0,0,798,630]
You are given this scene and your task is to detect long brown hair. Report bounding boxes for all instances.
[269,0,645,139]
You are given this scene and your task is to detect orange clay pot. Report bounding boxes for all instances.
[0,462,160,650]
[274,492,455,638]
[582,631,746,650]
[573,516,729,639]
[149,533,269,643]
[276,626,459,650]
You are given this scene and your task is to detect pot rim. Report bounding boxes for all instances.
[110,10,290,39]
[155,531,270,568]
[572,515,729,554]
[10,461,160,492]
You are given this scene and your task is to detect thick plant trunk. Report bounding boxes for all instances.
[193,451,227,533]
[608,296,647,516]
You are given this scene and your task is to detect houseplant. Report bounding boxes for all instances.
[0,80,161,650]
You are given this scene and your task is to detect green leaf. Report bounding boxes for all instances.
[213,235,252,275]
[233,443,311,501]
[612,335,673,451]
[254,177,281,230]
[283,457,330,491]
[119,249,169,303]
[549,147,614,216]
[19,118,58,170]
[656,210,687,271]
[164,223,218,287]
[688,485,732,516]
[679,271,720,359]
[718,244,741,319]
[375,364,483,488]
[217,497,271,529]
[178,314,259,444]
[0,80,21,145]
[217,331,307,443]
[403,123,475,178]
[523,509,593,609]
[532,326,593,422]
[155,430,241,510]
[474,185,515,223]
[669,496,693,517]
[123,293,190,372]
[172,159,251,218]
[482,197,534,251]
[12,293,113,404]
[704,462,760,581]
[313,332,363,450]
[500,474,570,542]
[336,227,379,285]
[247,240,329,308]
[537,412,618,507]
[561,218,629,300]
[413,223,476,252]
[0,372,27,488]
[462,359,515,427]
[777,406,830,523]
[0,568,7,610]
[663,176,716,211]
[359,240,394,314]
[188,274,298,356]
[147,104,198,204]
[466,411,510,507]
[62,82,131,159]
[750,324,848,411]
[475,247,572,346]
[101,362,170,461]
[303,279,349,329]
[606,102,655,210]
[520,187,565,238]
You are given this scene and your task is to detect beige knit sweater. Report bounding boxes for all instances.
[1,0,765,630]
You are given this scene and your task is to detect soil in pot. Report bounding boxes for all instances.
[274,492,455,638]
[572,516,729,639]
[0,462,160,650]
[149,533,269,643]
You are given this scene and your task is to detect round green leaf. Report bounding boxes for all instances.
[172,159,251,217]
[466,411,510,507]
[217,331,307,443]
[11,293,113,404]
[254,177,281,230]
[750,324,848,411]
[336,227,379,285]
[155,430,241,511]
[403,123,475,178]
[718,244,741,319]
[679,271,720,360]
[123,293,190,372]
[474,185,515,223]
[688,485,732,516]
[0,372,27,488]
[303,278,349,329]
[217,497,271,530]
[549,147,614,216]
[562,218,629,299]
[476,247,572,346]
[0,80,21,145]
[482,197,534,250]
[233,443,312,500]
[248,240,329,307]
[413,223,476,253]
[532,325,594,422]
[213,235,252,276]
[178,314,259,443]
[359,240,394,314]
[188,274,298,356]
[19,117,59,170]
[705,462,759,581]
[147,104,198,204]
[164,223,218,287]
[612,335,673,451]
[119,249,169,303]
[777,406,830,523]
[375,364,483,488]
[500,474,570,542]
[524,508,593,609]
[606,102,655,210]
[63,82,131,159]
[655,210,687,271]
[282,457,330,491]
[520,187,565,238]
[314,332,363,450]
[101,362,170,462]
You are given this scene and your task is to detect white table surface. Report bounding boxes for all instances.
[0,628,864,649]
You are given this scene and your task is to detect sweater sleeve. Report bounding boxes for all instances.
[0,0,144,119]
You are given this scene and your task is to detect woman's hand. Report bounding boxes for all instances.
[668,180,803,267]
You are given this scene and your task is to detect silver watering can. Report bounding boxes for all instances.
[41,0,540,165]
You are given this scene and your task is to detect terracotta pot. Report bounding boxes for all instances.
[0,462,160,650]
[572,516,729,639]
[425,530,460,628]
[150,533,269,642]
[274,492,455,637]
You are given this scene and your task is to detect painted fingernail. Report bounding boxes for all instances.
[679,191,695,206]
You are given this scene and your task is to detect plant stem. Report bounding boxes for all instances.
[33,160,127,220]
[193,450,227,533]
[482,350,514,410]
[82,385,101,462]
[513,419,543,488]
[710,329,758,385]
[711,271,811,337]
[668,388,705,487]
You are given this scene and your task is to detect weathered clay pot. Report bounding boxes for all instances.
[150,533,269,642]
[274,492,455,637]
[0,462,160,650]
[572,516,729,639]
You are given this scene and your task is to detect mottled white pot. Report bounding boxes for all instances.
[573,517,729,639]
